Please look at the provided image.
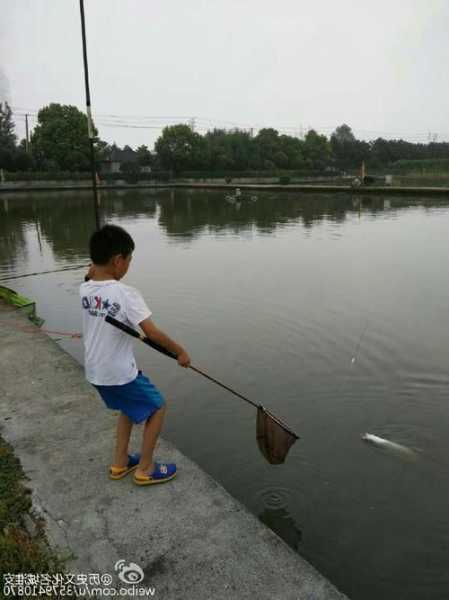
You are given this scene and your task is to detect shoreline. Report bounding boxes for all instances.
[1,181,449,196]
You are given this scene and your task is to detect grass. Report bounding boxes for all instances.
[0,436,67,592]
[391,158,449,175]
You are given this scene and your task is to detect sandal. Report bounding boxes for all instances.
[109,453,140,480]
[134,462,177,486]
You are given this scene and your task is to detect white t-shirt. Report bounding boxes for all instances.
[80,280,152,385]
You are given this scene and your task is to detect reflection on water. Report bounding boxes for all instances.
[2,189,449,600]
[1,189,445,270]
[256,484,303,551]
[259,506,303,552]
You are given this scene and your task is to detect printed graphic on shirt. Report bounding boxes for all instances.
[81,296,120,318]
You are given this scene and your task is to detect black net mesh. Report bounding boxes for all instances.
[256,407,298,464]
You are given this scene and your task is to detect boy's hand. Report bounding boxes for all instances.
[84,264,96,282]
[177,351,191,368]
[139,318,190,367]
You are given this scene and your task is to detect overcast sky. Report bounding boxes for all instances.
[2,0,449,149]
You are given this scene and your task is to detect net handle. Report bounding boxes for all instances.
[105,315,260,408]
[188,364,259,410]
[105,315,298,438]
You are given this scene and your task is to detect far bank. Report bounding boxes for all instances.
[1,180,449,196]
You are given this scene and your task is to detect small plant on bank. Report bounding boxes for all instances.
[0,437,67,588]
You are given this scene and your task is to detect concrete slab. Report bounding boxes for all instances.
[0,302,348,599]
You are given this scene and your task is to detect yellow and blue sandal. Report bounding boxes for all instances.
[109,453,140,480]
[134,462,177,486]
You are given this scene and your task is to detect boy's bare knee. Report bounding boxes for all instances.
[145,405,165,424]
[119,412,133,423]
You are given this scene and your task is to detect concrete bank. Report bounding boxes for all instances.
[0,302,347,600]
[1,181,449,196]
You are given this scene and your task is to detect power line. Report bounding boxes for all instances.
[97,122,180,130]
[9,106,449,142]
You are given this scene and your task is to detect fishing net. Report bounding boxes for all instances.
[256,407,298,464]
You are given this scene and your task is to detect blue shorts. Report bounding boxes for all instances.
[94,371,165,424]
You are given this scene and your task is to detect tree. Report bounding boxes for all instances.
[302,129,332,170]
[278,135,305,169]
[204,129,235,170]
[31,103,101,171]
[155,124,207,173]
[0,102,17,170]
[273,150,289,168]
[330,124,369,170]
[254,128,280,166]
[332,124,356,144]
[227,129,253,170]
[136,145,153,167]
[14,139,34,170]
[203,128,255,171]
[369,138,395,168]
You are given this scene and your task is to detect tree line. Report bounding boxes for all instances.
[1,102,448,175]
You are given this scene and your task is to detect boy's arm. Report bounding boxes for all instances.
[139,317,191,367]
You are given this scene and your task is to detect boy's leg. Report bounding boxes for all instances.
[113,412,134,468]
[136,406,166,476]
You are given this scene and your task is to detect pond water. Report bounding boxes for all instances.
[1,189,449,600]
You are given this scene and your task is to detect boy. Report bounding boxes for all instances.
[80,224,190,485]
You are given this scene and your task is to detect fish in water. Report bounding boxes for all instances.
[362,433,417,458]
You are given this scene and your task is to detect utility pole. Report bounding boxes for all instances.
[25,114,30,154]
[79,0,100,231]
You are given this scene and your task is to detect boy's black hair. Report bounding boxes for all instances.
[89,224,135,265]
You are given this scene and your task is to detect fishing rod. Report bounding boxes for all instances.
[349,320,417,457]
[79,0,100,231]
[0,264,89,282]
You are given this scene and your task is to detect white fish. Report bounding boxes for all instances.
[362,433,416,458]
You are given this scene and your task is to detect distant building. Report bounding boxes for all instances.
[102,145,150,174]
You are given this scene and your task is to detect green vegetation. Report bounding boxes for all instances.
[31,103,102,171]
[2,103,449,179]
[0,437,66,582]
[0,103,31,171]
[389,158,449,174]
[330,124,370,170]
[155,124,207,173]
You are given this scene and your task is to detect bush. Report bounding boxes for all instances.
[4,170,173,183]
[4,168,335,183]
[177,169,329,179]
[5,171,91,181]
[390,158,449,175]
